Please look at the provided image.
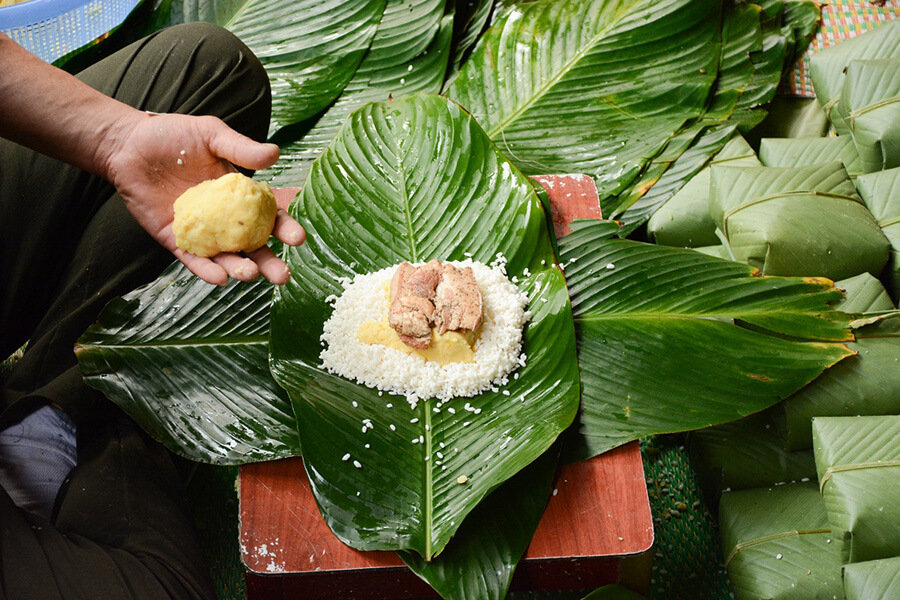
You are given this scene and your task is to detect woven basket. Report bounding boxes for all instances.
[0,0,143,64]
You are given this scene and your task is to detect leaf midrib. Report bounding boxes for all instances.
[75,336,269,350]
[575,311,831,322]
[484,1,639,139]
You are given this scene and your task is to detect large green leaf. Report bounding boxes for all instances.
[559,219,853,461]
[719,483,844,600]
[710,162,891,280]
[75,258,300,464]
[268,95,579,560]
[400,446,558,600]
[445,0,722,205]
[813,415,900,563]
[262,0,453,187]
[843,557,900,600]
[613,0,812,230]
[183,0,387,135]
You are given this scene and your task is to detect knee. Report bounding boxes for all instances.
[162,22,269,94]
[148,22,272,140]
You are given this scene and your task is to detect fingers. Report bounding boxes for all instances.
[172,248,229,286]
[213,253,259,281]
[273,209,306,247]
[203,117,280,171]
[247,246,291,285]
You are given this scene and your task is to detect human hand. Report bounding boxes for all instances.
[103,112,305,285]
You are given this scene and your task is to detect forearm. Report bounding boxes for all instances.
[0,33,147,179]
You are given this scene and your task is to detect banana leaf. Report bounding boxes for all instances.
[182,0,387,136]
[445,0,495,84]
[709,162,890,280]
[558,219,853,462]
[830,273,895,314]
[445,0,723,208]
[843,556,900,600]
[687,410,816,508]
[813,415,900,564]
[262,0,453,188]
[400,445,558,600]
[719,482,844,600]
[614,0,810,230]
[75,256,300,464]
[837,58,900,173]
[782,314,900,451]
[809,20,900,134]
[648,133,760,248]
[857,166,900,301]
[759,136,864,180]
[268,95,580,560]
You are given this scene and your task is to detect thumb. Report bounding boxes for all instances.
[203,117,279,171]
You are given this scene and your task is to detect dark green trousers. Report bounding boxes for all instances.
[0,22,271,599]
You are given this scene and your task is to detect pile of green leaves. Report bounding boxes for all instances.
[72,2,897,599]
[676,20,900,600]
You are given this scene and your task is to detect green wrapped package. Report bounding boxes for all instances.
[813,415,900,564]
[709,162,890,280]
[809,20,900,134]
[688,410,816,507]
[836,58,900,173]
[843,556,900,600]
[783,315,900,450]
[830,272,895,314]
[759,136,863,180]
[720,482,844,600]
[648,134,760,248]
[856,167,900,301]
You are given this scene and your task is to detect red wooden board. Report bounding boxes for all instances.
[241,174,653,599]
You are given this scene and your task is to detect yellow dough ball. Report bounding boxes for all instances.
[172,173,277,257]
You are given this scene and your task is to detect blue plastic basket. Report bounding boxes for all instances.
[0,0,142,64]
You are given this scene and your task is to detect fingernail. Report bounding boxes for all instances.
[290,230,303,244]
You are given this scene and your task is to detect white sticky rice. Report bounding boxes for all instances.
[319,259,530,406]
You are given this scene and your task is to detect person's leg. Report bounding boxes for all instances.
[0,22,271,599]
[1,21,271,423]
[1,413,215,600]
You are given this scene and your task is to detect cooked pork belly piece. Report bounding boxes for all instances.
[433,263,483,335]
[388,260,442,349]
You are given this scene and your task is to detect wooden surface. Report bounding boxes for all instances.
[241,174,653,599]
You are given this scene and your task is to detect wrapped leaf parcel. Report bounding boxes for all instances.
[782,316,900,450]
[856,167,900,301]
[709,162,890,280]
[759,136,863,180]
[843,556,900,600]
[268,95,579,560]
[835,58,900,173]
[813,415,900,564]
[648,134,760,248]
[829,273,894,314]
[809,20,900,136]
[719,482,843,600]
[687,411,816,507]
